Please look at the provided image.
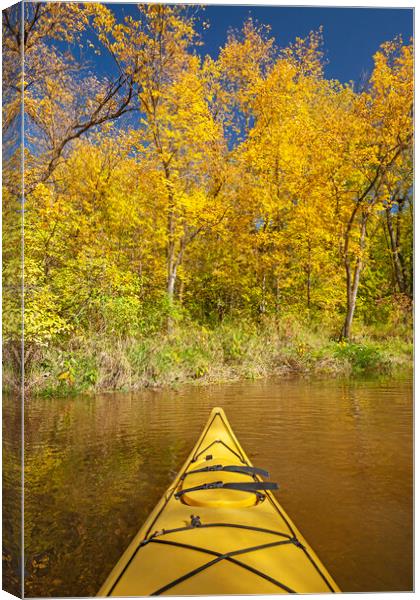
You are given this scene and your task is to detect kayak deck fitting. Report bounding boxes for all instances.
[97,407,340,596]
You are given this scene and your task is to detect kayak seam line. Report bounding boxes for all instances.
[102,409,338,595]
[216,411,248,462]
[149,538,297,595]
[298,542,336,592]
[191,412,220,462]
[259,494,335,591]
[144,412,242,541]
[263,486,298,538]
[193,439,246,464]
[191,411,247,464]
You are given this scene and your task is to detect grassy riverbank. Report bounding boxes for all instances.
[10,315,412,396]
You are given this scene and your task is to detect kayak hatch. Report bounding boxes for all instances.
[97,406,340,596]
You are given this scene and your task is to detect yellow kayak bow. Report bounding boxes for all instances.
[98,407,340,595]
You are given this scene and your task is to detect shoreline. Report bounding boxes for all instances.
[31,365,414,398]
[4,320,413,397]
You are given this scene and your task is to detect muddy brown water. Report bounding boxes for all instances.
[3,375,413,596]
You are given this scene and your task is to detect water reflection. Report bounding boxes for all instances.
[3,392,22,597]
[3,375,413,596]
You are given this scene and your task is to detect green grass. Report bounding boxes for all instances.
[8,314,412,396]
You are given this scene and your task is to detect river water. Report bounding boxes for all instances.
[3,375,413,596]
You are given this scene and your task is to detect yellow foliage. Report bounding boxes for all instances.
[2,4,413,346]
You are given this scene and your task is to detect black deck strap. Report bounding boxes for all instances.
[149,538,297,595]
[175,480,279,500]
[143,521,294,542]
[107,523,300,595]
[142,523,337,593]
[181,464,270,479]
[223,481,278,491]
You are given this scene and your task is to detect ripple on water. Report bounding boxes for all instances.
[2,375,413,596]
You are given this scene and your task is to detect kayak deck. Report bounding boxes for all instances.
[98,407,340,595]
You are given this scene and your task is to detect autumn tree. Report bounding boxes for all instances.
[3,2,138,190]
[2,3,413,392]
[223,29,344,318]
[96,5,229,307]
[335,37,413,338]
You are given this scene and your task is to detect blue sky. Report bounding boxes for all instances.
[102,4,413,84]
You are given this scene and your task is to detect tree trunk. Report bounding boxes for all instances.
[306,238,312,311]
[396,199,411,295]
[167,267,177,298]
[381,220,397,293]
[166,235,185,332]
[341,211,368,339]
[260,273,266,315]
[385,205,407,294]
[166,176,176,301]
[274,275,281,334]
[306,266,311,312]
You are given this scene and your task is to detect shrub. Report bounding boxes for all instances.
[333,341,386,372]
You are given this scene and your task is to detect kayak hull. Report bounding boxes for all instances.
[97,407,340,596]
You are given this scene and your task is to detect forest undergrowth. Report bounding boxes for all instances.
[6,311,411,396]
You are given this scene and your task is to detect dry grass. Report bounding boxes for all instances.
[5,315,412,396]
